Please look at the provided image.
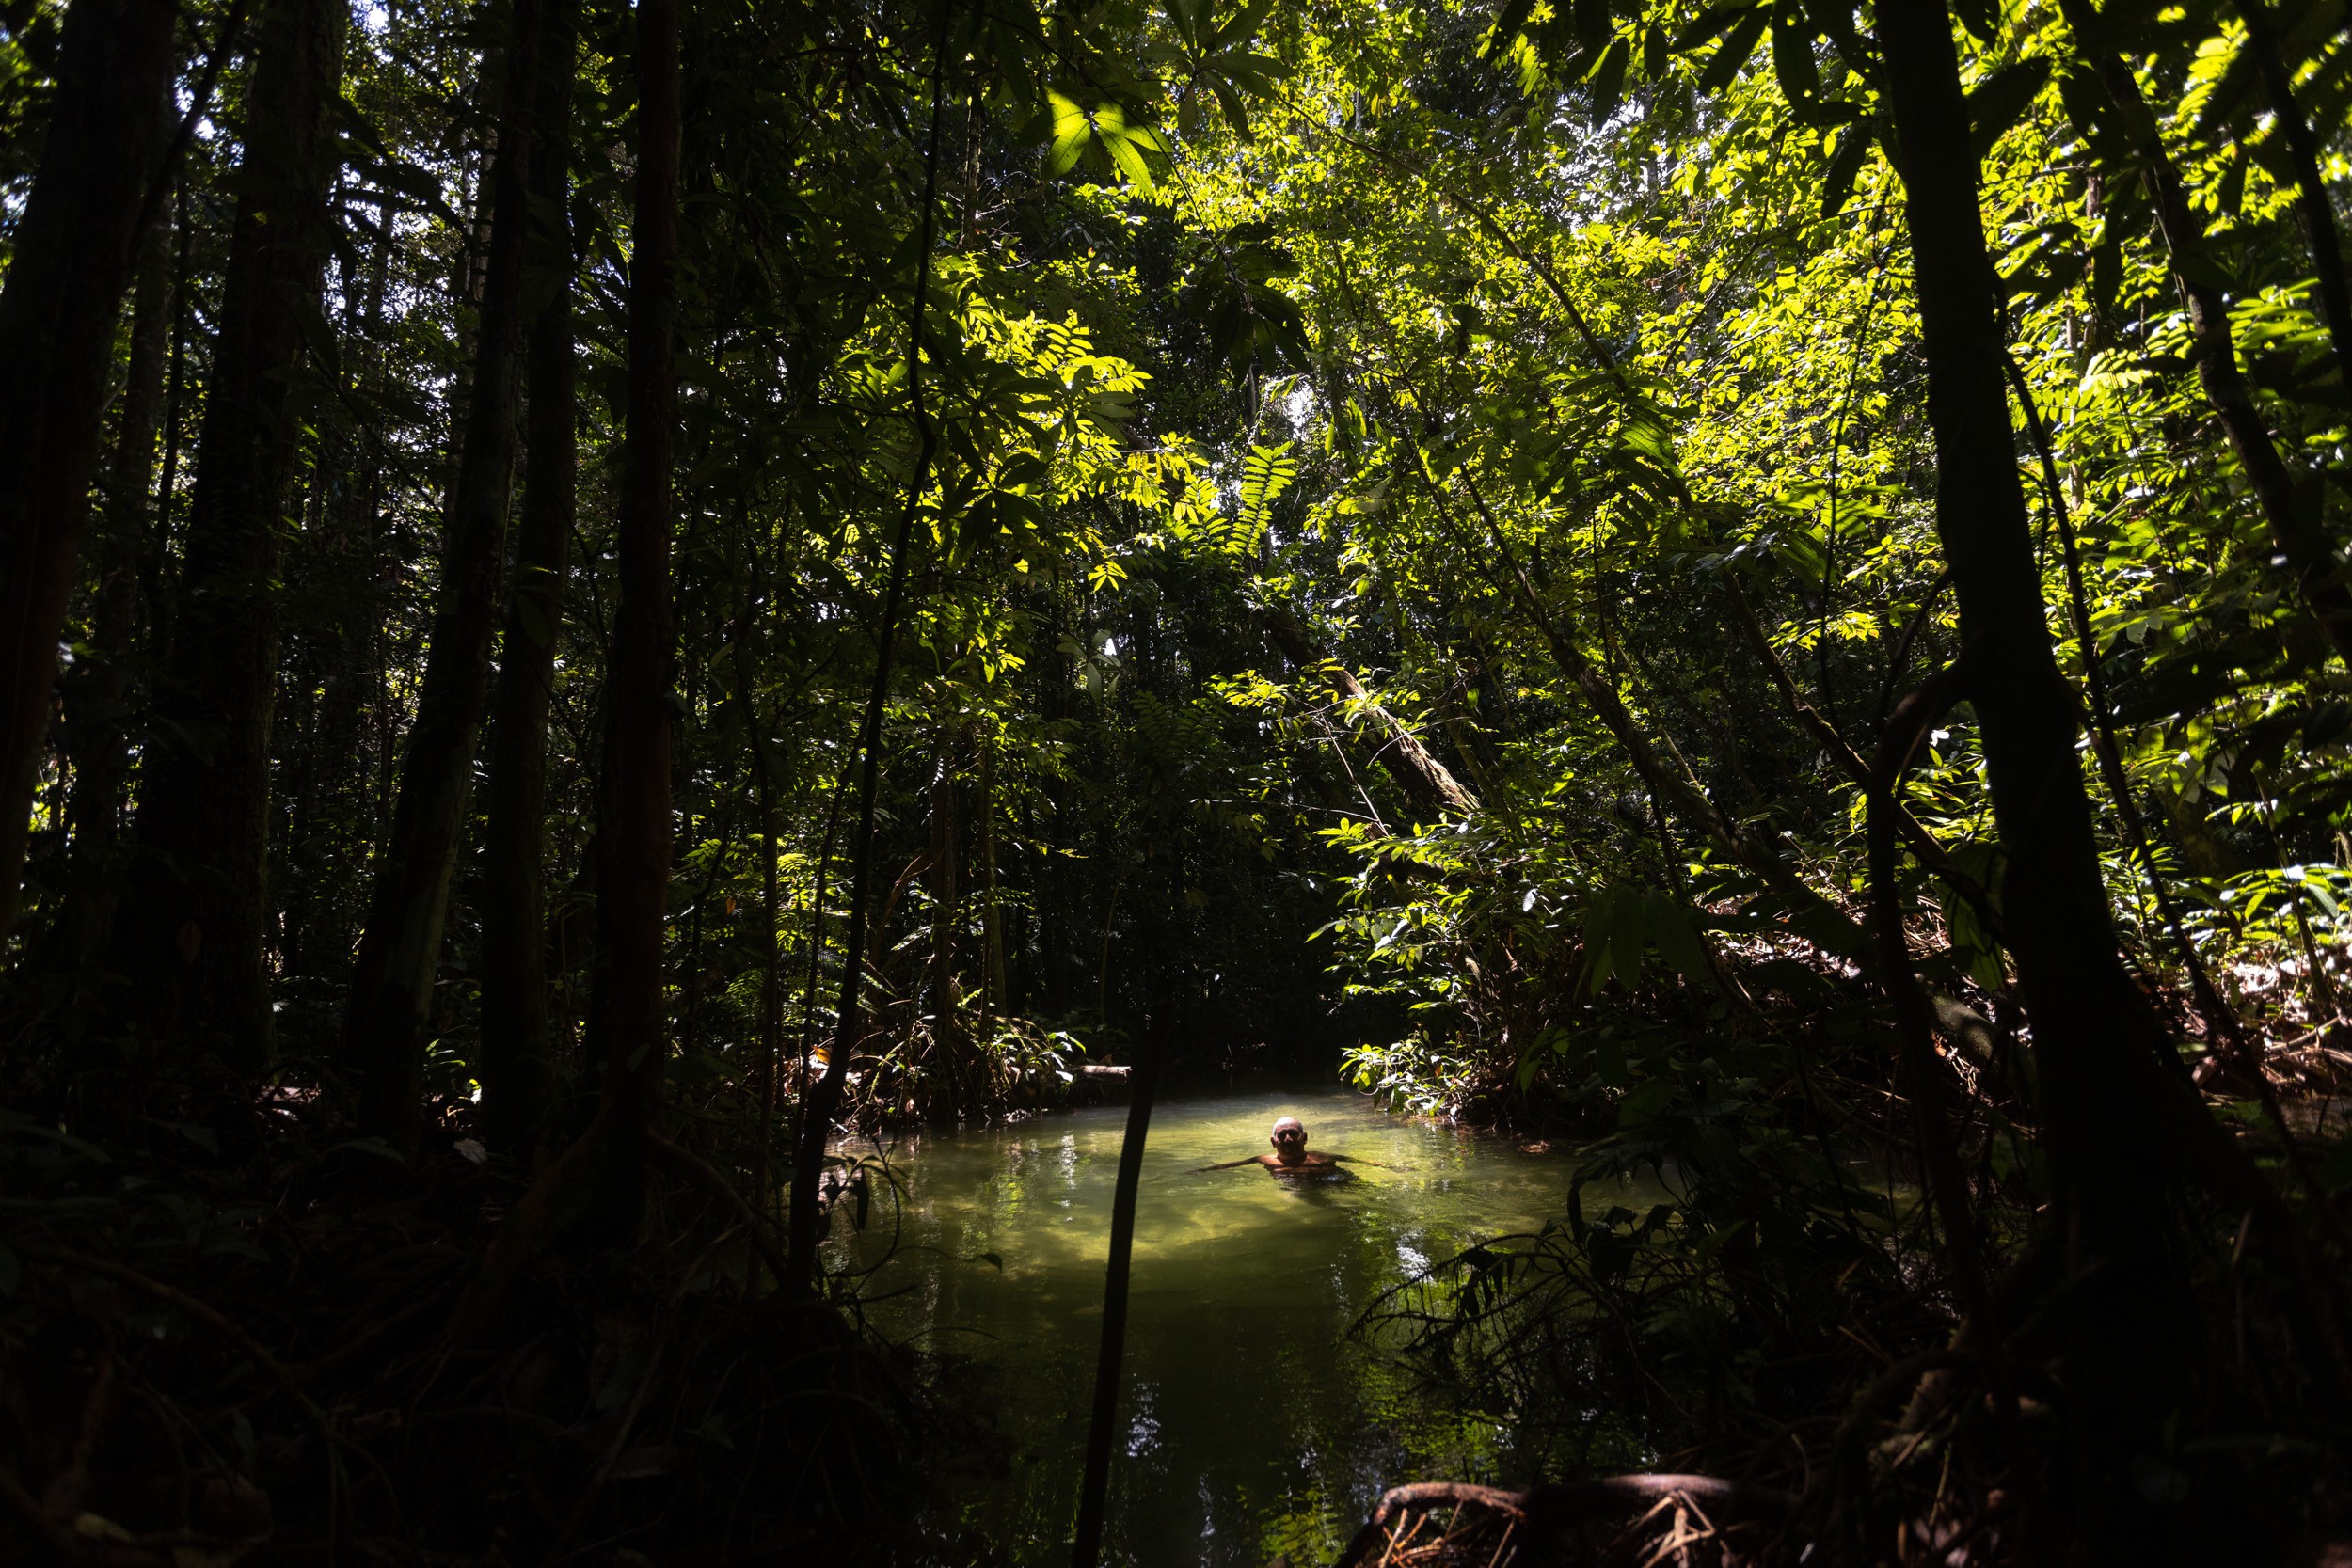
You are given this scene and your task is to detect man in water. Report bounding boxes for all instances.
[1197,1117,1393,1178]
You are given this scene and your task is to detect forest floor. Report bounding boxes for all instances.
[0,1076,950,1568]
[7,971,2351,1568]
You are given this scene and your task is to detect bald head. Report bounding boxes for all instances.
[1270,1117,1307,1164]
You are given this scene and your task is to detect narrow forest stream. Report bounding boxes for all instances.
[836,1081,1669,1567]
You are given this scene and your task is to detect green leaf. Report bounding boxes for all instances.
[2057,63,2122,155]
[1820,125,1871,217]
[1966,57,2050,160]
[1210,0,1277,51]
[1484,0,1541,55]
[1617,1076,1675,1127]
[1580,885,1621,991]
[2091,227,2122,313]
[1772,11,1820,106]
[1573,0,1611,50]
[1608,881,1646,990]
[2174,249,2237,294]
[1588,36,1630,122]
[1698,7,1772,93]
[1103,126,1154,189]
[1048,90,1093,174]
[1644,892,1712,980]
[1674,0,1758,54]
[1209,75,1254,140]
[1951,0,1999,44]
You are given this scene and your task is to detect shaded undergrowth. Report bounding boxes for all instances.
[0,1070,939,1566]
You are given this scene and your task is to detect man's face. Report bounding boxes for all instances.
[1270,1119,1307,1160]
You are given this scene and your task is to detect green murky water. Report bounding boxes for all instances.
[835,1080,1661,1567]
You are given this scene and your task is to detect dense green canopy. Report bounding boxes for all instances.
[3,0,2351,1556]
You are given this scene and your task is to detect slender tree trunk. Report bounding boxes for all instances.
[146,184,196,676]
[121,0,347,1069]
[927,743,964,1119]
[281,198,395,979]
[1069,1032,1159,1568]
[787,5,954,1291]
[1040,801,1067,1014]
[753,756,782,1250]
[0,0,180,938]
[60,196,174,982]
[347,0,543,1151]
[979,735,1006,1020]
[576,0,680,1224]
[2059,0,2351,656]
[1876,0,2339,1520]
[479,0,578,1161]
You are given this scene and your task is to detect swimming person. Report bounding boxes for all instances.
[1196,1116,1399,1178]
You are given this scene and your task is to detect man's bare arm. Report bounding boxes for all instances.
[1194,1156,1263,1172]
[1328,1154,1409,1171]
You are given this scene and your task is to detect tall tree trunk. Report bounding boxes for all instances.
[787,3,955,1291]
[1875,0,2334,1522]
[753,755,782,1242]
[281,198,396,980]
[927,743,964,1119]
[478,0,579,1162]
[0,0,180,939]
[59,196,173,985]
[978,735,1006,1020]
[146,184,196,677]
[576,0,680,1224]
[346,0,543,1151]
[120,0,346,1070]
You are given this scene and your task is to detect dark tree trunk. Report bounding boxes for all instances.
[478,0,579,1162]
[787,5,954,1291]
[1881,0,2177,1182]
[577,0,680,1222]
[1069,1033,1159,1568]
[146,184,196,677]
[346,0,544,1151]
[978,736,1006,1020]
[59,197,174,984]
[280,199,395,981]
[0,0,180,937]
[1875,0,2331,1525]
[121,0,346,1069]
[927,743,964,1118]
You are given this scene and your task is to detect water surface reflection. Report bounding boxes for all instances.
[837,1081,1666,1567]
